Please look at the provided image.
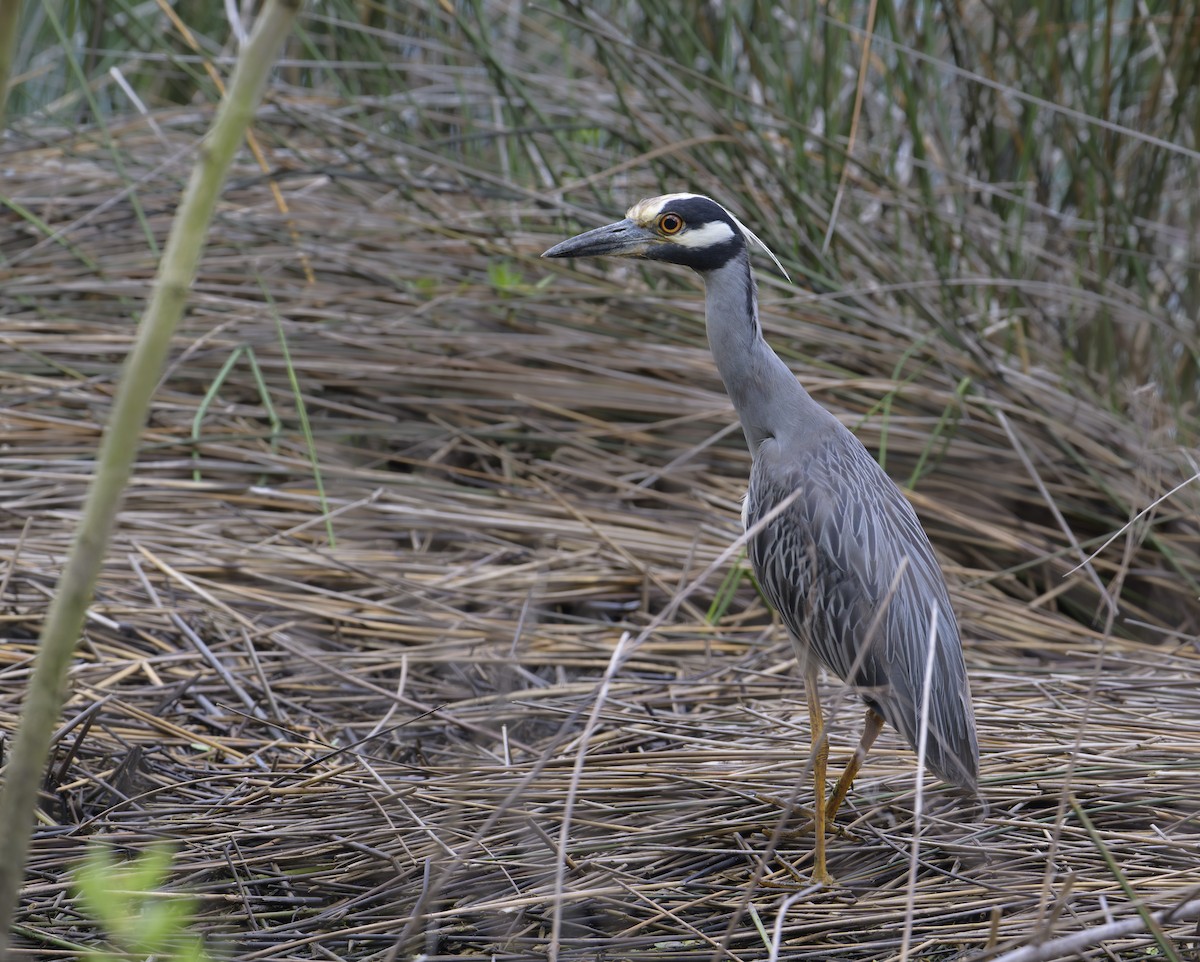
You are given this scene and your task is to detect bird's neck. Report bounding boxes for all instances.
[700,252,830,452]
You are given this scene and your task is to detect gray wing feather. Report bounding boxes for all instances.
[746,429,979,789]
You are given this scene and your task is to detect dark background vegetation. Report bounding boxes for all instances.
[1,2,1198,959]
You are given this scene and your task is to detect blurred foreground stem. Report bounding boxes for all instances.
[0,3,301,956]
[0,0,21,129]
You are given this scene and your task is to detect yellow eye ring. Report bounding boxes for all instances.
[658,212,684,235]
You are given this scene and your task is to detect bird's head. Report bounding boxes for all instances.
[542,193,787,278]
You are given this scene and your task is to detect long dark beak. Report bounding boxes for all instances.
[542,218,656,260]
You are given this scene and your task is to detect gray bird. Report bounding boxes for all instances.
[542,193,979,884]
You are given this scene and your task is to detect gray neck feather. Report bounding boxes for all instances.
[700,252,835,452]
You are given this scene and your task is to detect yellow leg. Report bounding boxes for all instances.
[805,664,834,886]
[826,708,884,821]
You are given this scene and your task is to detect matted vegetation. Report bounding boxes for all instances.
[1,2,1198,960]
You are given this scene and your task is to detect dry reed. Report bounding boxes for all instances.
[1,110,1198,961]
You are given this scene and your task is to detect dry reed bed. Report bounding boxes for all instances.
[1,120,1198,960]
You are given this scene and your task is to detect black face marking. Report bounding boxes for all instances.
[643,196,747,272]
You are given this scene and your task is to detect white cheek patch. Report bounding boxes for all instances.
[624,193,790,279]
[674,220,736,248]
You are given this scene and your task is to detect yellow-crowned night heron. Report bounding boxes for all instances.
[543,193,979,884]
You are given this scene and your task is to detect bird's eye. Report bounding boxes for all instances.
[658,213,684,235]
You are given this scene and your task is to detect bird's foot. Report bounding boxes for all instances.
[763,857,851,895]
[812,867,838,888]
[767,812,858,842]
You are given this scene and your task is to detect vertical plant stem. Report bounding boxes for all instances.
[0,0,22,129]
[0,2,301,956]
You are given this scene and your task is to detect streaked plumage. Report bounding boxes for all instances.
[543,193,979,883]
[746,423,977,789]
